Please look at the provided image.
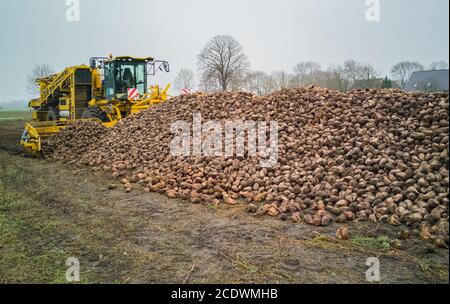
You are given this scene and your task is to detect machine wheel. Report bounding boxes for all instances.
[47,107,60,121]
[81,107,108,122]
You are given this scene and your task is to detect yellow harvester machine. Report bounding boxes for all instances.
[21,55,170,153]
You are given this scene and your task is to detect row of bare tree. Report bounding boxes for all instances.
[174,35,449,94]
[26,35,448,97]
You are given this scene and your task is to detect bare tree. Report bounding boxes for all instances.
[197,35,249,92]
[327,65,351,92]
[26,64,55,97]
[429,61,449,70]
[343,60,364,83]
[391,61,424,89]
[197,71,220,92]
[244,71,274,95]
[319,70,342,91]
[293,62,322,86]
[358,63,381,88]
[270,71,291,90]
[174,68,195,92]
[229,72,248,92]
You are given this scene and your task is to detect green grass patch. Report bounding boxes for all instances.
[350,235,391,251]
[0,168,137,283]
[0,110,31,120]
[0,188,85,283]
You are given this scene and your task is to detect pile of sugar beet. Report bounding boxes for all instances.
[43,87,449,247]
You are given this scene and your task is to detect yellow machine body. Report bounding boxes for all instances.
[20,56,170,153]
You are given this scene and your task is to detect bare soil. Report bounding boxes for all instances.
[0,120,448,283]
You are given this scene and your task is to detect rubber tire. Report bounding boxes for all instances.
[47,107,60,121]
[81,107,108,122]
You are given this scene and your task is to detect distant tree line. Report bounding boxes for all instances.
[173,35,449,95]
[25,35,448,97]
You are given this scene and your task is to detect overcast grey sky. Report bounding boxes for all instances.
[0,0,448,101]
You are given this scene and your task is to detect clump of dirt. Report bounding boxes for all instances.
[43,87,449,248]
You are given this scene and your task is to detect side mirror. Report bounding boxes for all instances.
[89,58,96,69]
[163,62,170,72]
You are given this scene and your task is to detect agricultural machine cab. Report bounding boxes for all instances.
[89,56,170,100]
[21,55,171,154]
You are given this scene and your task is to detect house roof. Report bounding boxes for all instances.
[405,69,449,92]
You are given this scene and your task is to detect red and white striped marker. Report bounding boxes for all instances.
[128,88,140,100]
[181,88,191,95]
